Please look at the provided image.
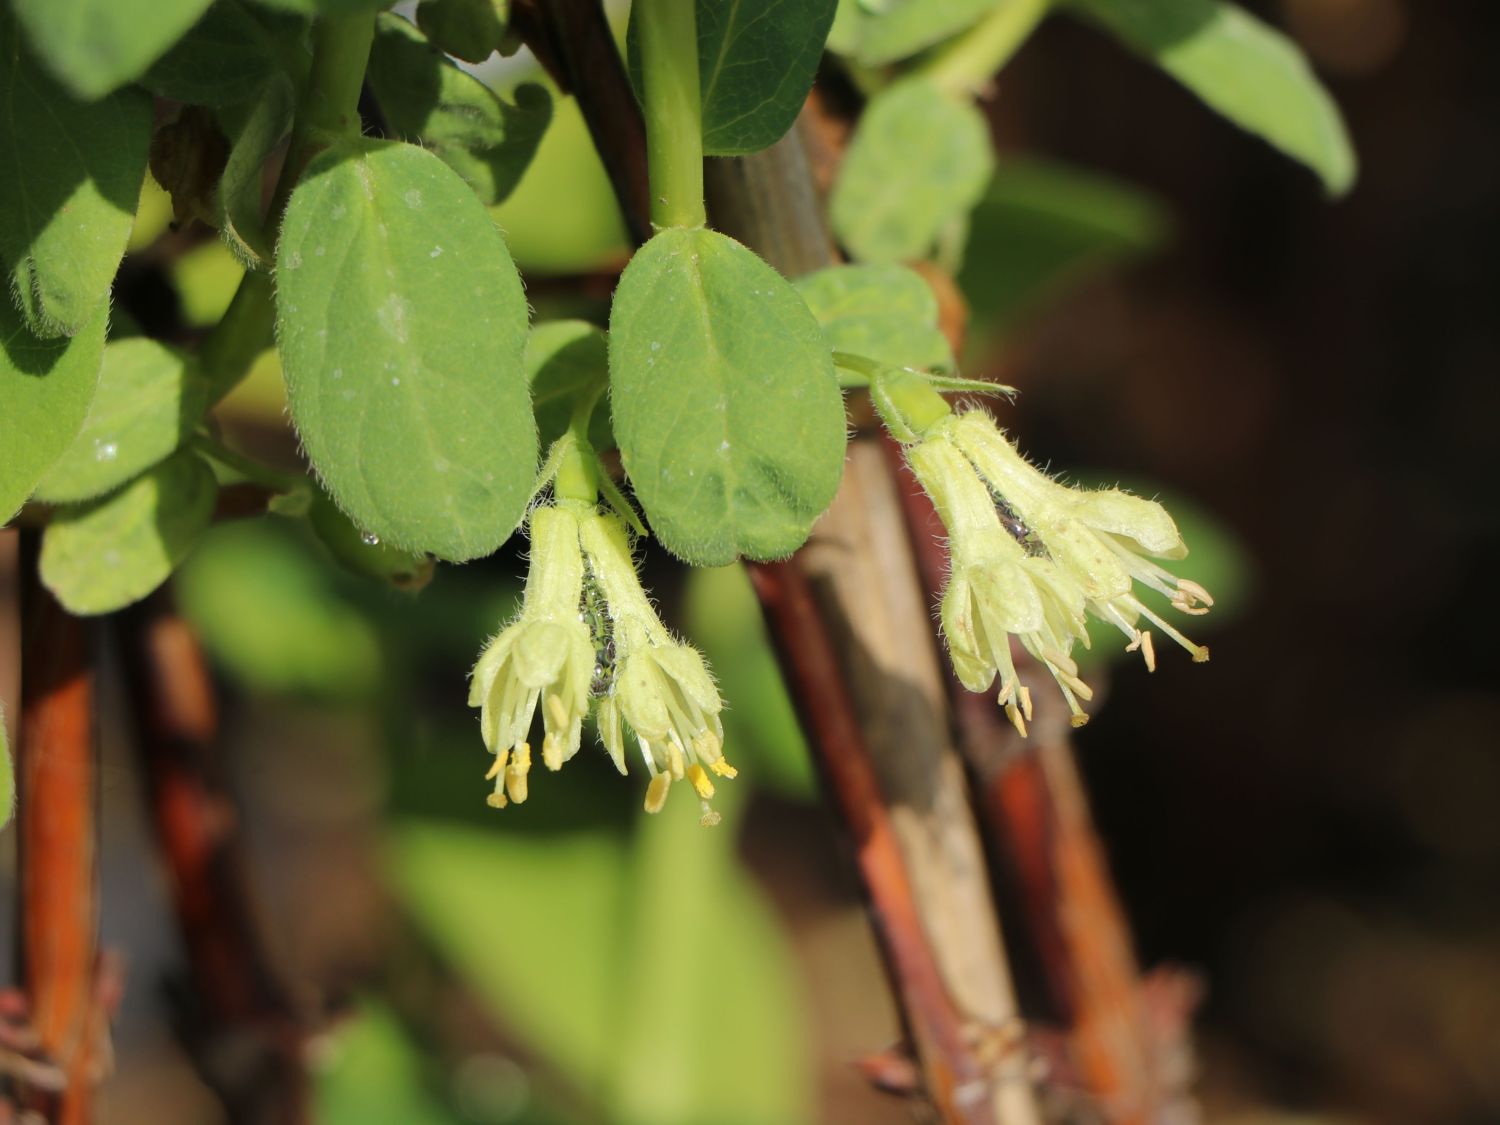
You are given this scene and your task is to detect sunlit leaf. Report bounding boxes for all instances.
[0,15,151,336]
[609,227,847,565]
[40,450,218,615]
[276,139,537,562]
[0,300,106,522]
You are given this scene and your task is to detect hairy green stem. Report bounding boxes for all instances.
[192,434,306,494]
[196,13,377,400]
[635,0,706,229]
[919,0,1052,95]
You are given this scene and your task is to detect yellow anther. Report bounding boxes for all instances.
[699,804,722,828]
[505,742,531,804]
[1019,685,1034,722]
[708,757,737,779]
[542,732,564,771]
[1069,712,1090,728]
[644,773,671,814]
[486,792,509,809]
[1004,701,1028,738]
[1192,645,1211,664]
[687,762,715,800]
[546,693,569,729]
[666,740,687,779]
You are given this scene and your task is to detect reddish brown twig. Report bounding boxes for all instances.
[116,592,309,1125]
[14,533,102,1125]
[747,561,998,1125]
[513,0,653,247]
[883,435,1198,1122]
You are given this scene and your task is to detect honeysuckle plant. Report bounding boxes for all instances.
[0,0,1351,821]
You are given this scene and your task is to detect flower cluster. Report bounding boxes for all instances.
[906,409,1211,733]
[468,493,733,824]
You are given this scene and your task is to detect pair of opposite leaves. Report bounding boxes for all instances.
[276,140,847,568]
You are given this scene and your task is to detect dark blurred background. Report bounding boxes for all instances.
[989,1,1500,1120]
[3,0,1497,1122]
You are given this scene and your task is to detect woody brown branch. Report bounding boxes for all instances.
[15,531,101,1125]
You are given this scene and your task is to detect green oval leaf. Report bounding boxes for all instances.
[828,0,995,66]
[367,14,552,206]
[795,263,955,375]
[415,0,510,64]
[11,0,214,100]
[609,227,846,565]
[1066,0,1356,195]
[829,77,995,264]
[276,139,537,563]
[142,0,295,107]
[697,0,837,155]
[526,319,613,452]
[0,16,152,337]
[40,449,218,615]
[1,300,107,523]
[33,337,211,504]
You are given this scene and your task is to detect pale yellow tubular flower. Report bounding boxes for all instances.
[577,509,732,825]
[908,431,1095,731]
[468,504,595,808]
[946,410,1212,669]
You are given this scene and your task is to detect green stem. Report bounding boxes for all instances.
[198,272,275,405]
[196,13,377,402]
[192,434,306,494]
[635,0,706,229]
[918,0,1052,96]
[871,368,953,444]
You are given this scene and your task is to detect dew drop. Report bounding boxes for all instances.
[361,531,380,546]
[430,246,443,258]
[95,441,118,462]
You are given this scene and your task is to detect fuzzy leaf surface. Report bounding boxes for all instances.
[609,227,846,565]
[40,449,218,615]
[276,140,536,562]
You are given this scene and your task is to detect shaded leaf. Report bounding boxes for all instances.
[414,0,509,64]
[142,0,297,107]
[1066,0,1356,194]
[367,14,551,206]
[959,157,1166,341]
[34,337,211,503]
[1,299,106,522]
[609,227,846,565]
[40,449,218,615]
[12,0,214,100]
[307,491,435,593]
[276,139,536,562]
[697,0,837,155]
[526,319,613,452]
[796,263,955,375]
[0,16,151,336]
[829,77,994,264]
